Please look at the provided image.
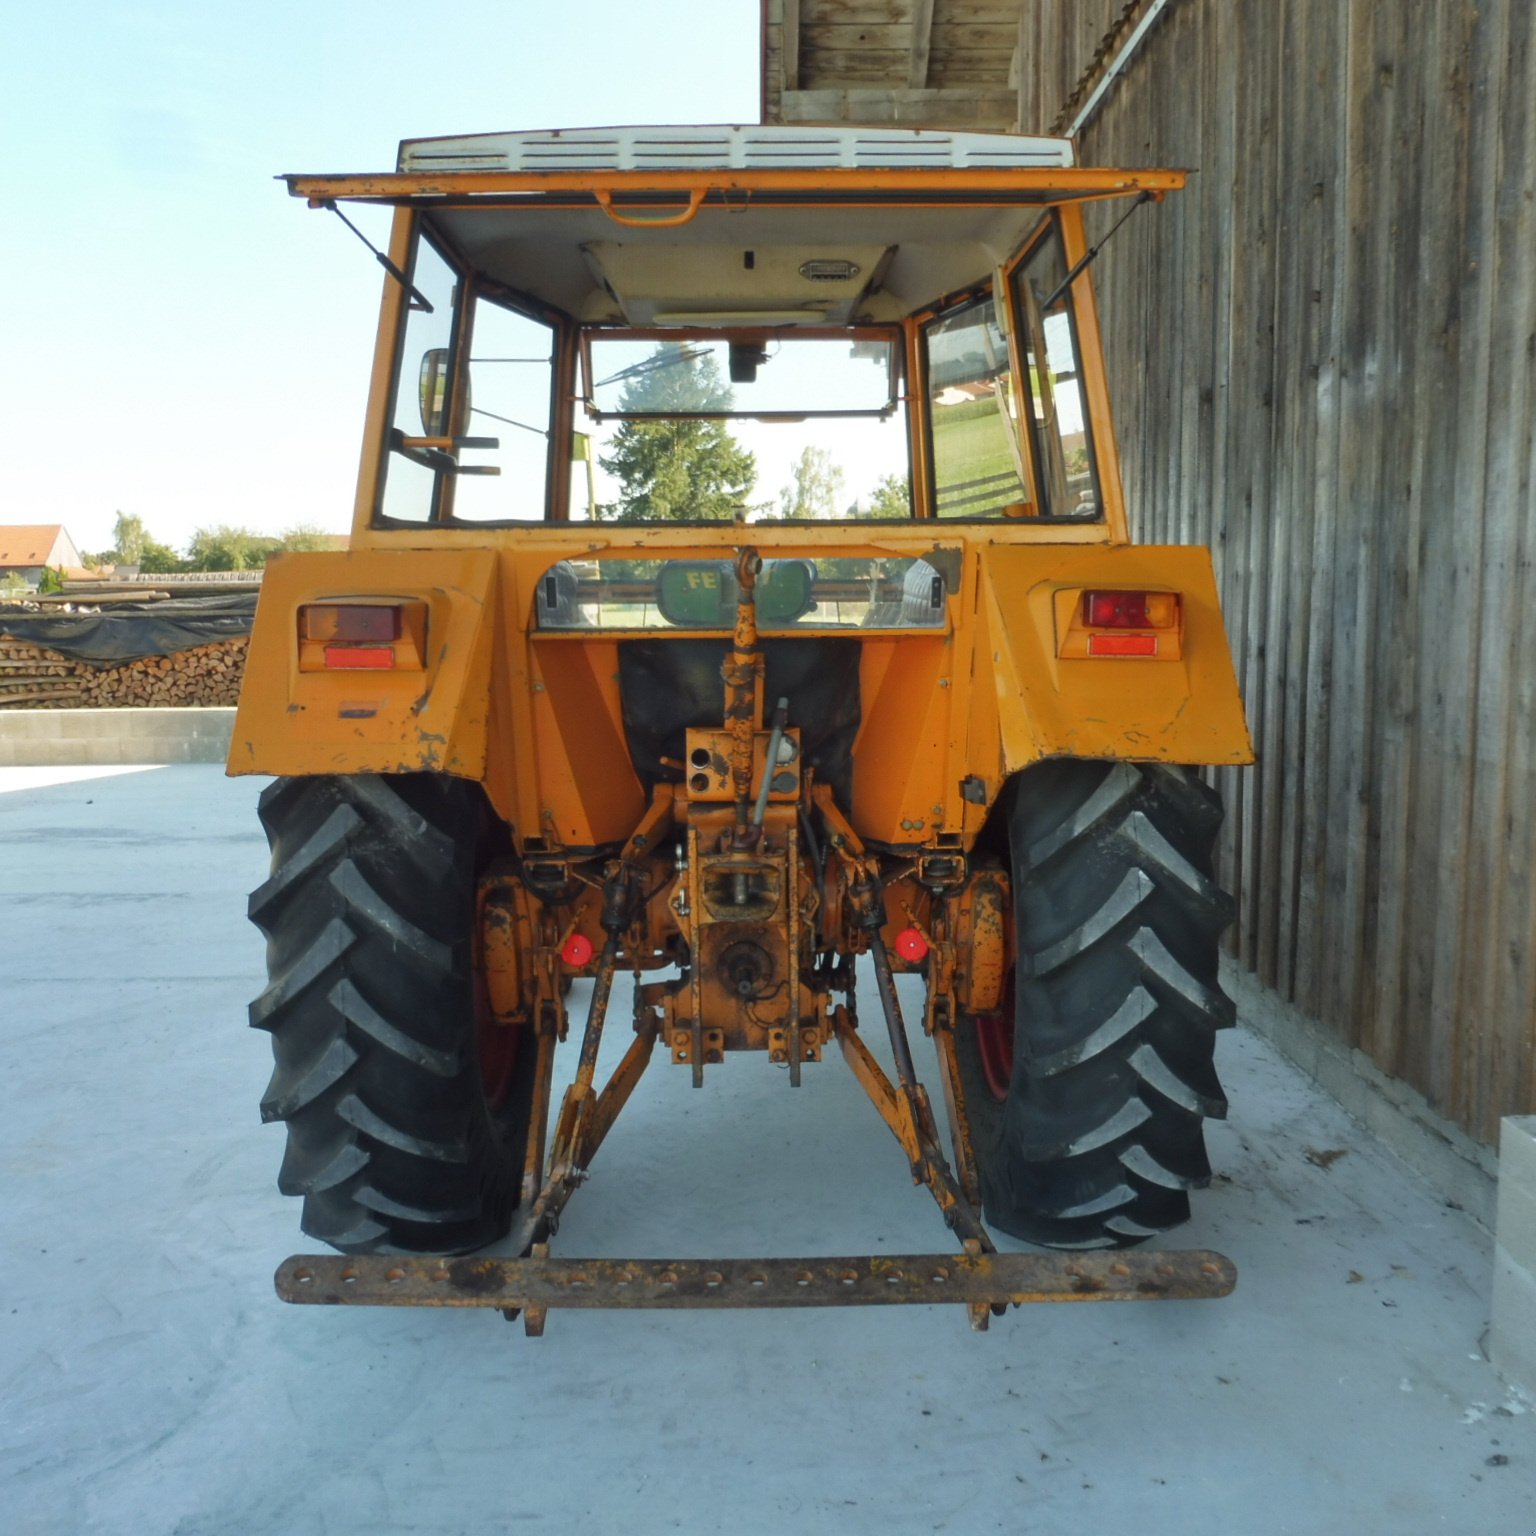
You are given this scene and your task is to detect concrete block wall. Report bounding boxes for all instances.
[1493,1116,1536,1395]
[0,708,236,766]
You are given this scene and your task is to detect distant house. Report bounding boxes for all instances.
[0,524,84,583]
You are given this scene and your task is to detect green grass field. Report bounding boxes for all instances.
[931,400,1025,513]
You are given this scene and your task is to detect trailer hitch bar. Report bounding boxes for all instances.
[275,1248,1235,1325]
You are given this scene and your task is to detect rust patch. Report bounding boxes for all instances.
[448,1258,506,1295]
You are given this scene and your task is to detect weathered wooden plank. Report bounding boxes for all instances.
[1238,3,1287,991]
[800,21,1013,50]
[802,0,911,23]
[785,0,802,90]
[802,0,1020,21]
[909,0,935,87]
[1488,0,1536,1132]
[1353,0,1418,1080]
[1456,0,1520,1137]
[1408,0,1480,1116]
[1325,0,1382,1054]
[801,44,1015,84]
[1289,0,1342,1024]
[779,87,1018,125]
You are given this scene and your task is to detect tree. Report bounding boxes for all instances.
[92,511,184,573]
[776,446,844,521]
[277,525,340,552]
[598,345,755,522]
[185,524,280,572]
[861,471,912,520]
[137,539,185,574]
[109,512,148,564]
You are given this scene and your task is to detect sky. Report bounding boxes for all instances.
[0,1,762,557]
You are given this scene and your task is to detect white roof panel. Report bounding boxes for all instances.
[398,124,1076,175]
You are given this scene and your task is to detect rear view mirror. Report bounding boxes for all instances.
[419,348,450,435]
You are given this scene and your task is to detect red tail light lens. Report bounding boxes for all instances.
[1083,591,1179,629]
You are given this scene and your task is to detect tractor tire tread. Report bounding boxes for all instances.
[250,774,523,1256]
[960,760,1234,1250]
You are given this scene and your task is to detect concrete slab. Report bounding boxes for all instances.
[2,764,1533,1536]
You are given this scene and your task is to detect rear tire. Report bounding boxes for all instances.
[957,761,1234,1249]
[249,774,532,1255]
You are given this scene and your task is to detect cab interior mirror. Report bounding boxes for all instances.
[729,342,769,385]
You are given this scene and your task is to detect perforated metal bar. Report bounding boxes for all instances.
[276,1249,1236,1310]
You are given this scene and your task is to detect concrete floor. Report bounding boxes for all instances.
[2,763,1532,1536]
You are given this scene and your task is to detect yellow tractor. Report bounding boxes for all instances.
[232,126,1252,1330]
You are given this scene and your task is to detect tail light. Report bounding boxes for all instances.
[1083,591,1179,629]
[1058,588,1183,661]
[301,604,402,643]
[297,600,427,672]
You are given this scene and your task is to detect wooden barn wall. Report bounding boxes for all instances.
[1019,0,1536,1144]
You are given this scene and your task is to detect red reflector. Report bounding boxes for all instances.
[302,604,402,643]
[1088,634,1158,657]
[561,933,595,968]
[323,644,396,669]
[895,926,930,963]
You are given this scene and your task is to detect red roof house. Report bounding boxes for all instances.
[0,524,84,581]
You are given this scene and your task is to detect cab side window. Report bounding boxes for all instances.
[923,295,1031,519]
[448,298,554,522]
[1011,224,1102,520]
[379,235,460,523]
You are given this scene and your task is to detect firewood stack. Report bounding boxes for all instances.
[0,636,249,709]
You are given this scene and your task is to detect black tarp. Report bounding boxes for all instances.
[0,594,258,666]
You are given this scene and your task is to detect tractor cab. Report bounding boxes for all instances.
[285,125,1177,537]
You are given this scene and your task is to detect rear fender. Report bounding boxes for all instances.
[977,543,1252,776]
[228,548,497,781]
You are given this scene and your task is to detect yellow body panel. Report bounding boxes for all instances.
[230,548,498,780]
[231,529,1252,848]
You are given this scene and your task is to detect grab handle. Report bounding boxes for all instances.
[593,188,706,228]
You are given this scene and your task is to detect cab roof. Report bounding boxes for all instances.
[285,125,1182,328]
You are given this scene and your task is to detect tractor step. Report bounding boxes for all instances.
[275,1248,1236,1316]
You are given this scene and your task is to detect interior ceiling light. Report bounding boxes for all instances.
[799,259,861,282]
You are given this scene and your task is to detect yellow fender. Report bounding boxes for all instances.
[229,548,498,781]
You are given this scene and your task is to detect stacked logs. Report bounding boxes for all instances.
[0,636,249,709]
